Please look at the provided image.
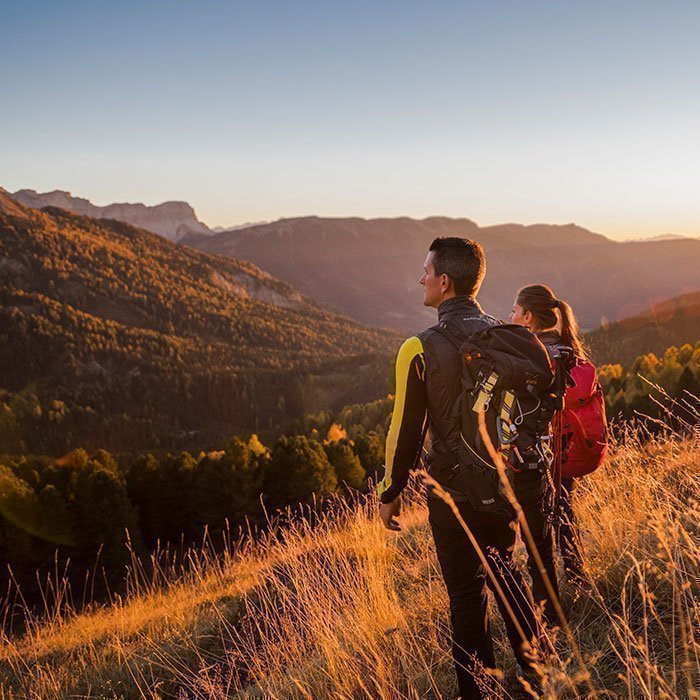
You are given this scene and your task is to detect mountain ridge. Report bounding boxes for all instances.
[183,215,700,332]
[8,188,699,333]
[10,188,212,242]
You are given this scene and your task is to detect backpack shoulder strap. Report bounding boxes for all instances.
[421,322,467,469]
[430,321,463,350]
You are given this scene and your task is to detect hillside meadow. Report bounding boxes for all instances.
[0,419,698,699]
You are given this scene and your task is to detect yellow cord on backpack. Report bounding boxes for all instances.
[499,390,516,461]
[473,371,498,413]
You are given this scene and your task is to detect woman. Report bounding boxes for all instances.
[509,283,588,621]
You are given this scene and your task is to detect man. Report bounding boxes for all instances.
[377,237,541,700]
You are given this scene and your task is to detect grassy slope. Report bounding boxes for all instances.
[1,432,698,699]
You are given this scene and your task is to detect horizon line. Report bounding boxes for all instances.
[5,185,698,243]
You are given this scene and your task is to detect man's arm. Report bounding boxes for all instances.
[377,336,428,509]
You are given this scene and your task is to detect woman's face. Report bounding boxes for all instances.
[510,299,532,328]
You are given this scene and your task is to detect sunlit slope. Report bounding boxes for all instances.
[587,291,700,365]
[0,191,400,453]
[1,432,697,698]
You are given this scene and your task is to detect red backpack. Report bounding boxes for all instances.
[554,358,608,478]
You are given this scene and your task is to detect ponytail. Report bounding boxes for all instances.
[517,284,588,359]
[556,298,588,360]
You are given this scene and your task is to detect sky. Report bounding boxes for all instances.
[2,0,699,240]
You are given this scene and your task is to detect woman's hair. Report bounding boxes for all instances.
[516,284,588,359]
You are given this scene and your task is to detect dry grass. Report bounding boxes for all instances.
[1,426,699,699]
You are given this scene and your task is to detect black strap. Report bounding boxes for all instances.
[431,322,463,350]
[423,328,461,468]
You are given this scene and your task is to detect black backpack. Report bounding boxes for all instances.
[430,322,567,514]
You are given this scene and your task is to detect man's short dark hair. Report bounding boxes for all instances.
[428,237,486,297]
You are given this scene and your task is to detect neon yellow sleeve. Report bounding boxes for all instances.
[377,336,427,502]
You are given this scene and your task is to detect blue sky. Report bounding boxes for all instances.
[2,1,699,238]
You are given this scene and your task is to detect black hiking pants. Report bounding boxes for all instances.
[515,470,559,625]
[428,496,541,700]
[557,477,585,583]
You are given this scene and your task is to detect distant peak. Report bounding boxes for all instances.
[625,233,695,243]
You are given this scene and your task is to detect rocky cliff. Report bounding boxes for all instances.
[11,189,212,242]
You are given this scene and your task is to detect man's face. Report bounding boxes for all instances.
[420,251,445,308]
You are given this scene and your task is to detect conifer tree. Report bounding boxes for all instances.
[324,440,365,491]
[353,431,384,479]
[263,436,337,507]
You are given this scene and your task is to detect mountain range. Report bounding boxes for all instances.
[0,190,399,454]
[182,216,700,332]
[12,190,699,334]
[625,233,698,243]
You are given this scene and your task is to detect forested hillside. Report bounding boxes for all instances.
[587,291,700,365]
[0,191,399,454]
[3,331,692,604]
